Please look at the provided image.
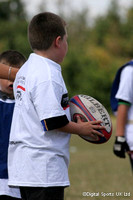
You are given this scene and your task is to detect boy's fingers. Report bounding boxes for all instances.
[76,118,105,130]
[80,130,104,138]
[92,124,106,130]
[93,130,104,137]
[91,120,102,124]
[76,118,103,124]
[76,116,82,123]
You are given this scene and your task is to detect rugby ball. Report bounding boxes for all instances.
[69,95,112,144]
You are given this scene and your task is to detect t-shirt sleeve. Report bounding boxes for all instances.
[31,80,69,131]
[118,99,131,106]
[115,66,133,104]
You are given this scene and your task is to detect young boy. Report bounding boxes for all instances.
[8,12,105,200]
[112,61,133,172]
[0,50,26,200]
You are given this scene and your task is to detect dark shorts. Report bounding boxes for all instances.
[0,196,21,200]
[20,186,64,200]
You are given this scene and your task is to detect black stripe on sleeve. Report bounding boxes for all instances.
[118,99,131,106]
[44,115,69,131]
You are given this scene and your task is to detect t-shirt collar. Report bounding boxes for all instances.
[31,53,61,71]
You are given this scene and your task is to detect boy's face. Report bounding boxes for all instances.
[58,33,68,63]
[0,79,14,98]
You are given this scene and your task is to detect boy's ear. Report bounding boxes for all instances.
[54,36,61,48]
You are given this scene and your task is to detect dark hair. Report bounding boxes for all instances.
[0,50,26,68]
[28,12,66,51]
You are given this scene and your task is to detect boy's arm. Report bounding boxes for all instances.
[116,104,129,137]
[0,63,18,81]
[58,117,105,139]
[113,103,130,158]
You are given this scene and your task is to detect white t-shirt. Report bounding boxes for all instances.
[116,65,133,150]
[8,53,71,187]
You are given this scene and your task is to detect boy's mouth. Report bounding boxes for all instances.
[9,84,13,89]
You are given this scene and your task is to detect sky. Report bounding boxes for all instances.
[22,0,133,19]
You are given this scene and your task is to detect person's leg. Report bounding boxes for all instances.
[20,186,64,200]
[128,153,133,172]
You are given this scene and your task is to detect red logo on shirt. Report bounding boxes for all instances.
[17,85,25,91]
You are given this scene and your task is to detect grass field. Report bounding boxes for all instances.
[65,116,133,200]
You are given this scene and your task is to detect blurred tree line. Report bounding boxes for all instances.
[0,0,133,112]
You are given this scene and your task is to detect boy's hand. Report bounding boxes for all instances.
[76,116,105,139]
[113,136,130,158]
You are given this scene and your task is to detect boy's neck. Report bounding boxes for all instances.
[34,49,59,64]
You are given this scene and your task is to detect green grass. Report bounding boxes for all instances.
[65,116,133,200]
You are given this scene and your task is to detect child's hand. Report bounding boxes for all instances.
[76,116,105,139]
[113,136,130,158]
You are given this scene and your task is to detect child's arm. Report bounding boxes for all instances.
[113,104,130,158]
[0,63,18,81]
[116,104,129,137]
[58,116,104,139]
